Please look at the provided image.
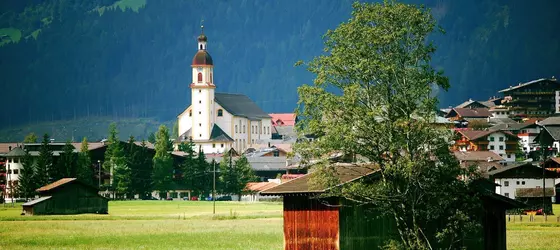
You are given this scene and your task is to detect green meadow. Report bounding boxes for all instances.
[1,201,559,249]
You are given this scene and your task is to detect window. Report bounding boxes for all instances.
[521,181,525,185]
[489,137,494,141]
[516,181,520,185]
[200,44,203,50]
[217,109,223,117]
[199,100,201,104]
[221,144,224,148]
[199,123,202,127]
[499,145,504,150]
[199,111,201,114]
[199,134,202,138]
[490,145,495,150]
[243,125,246,133]
[199,89,201,93]
[235,125,238,133]
[210,73,213,83]
[198,73,203,82]
[504,181,509,187]
[499,137,504,142]
[13,169,18,175]
[212,144,216,148]
[189,110,192,117]
[504,193,509,198]
[273,151,280,157]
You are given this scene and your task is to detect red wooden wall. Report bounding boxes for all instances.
[283,196,339,250]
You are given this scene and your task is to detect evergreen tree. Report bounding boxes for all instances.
[219,155,256,200]
[147,132,156,144]
[77,137,94,185]
[135,140,154,199]
[179,140,196,191]
[17,148,37,200]
[103,123,126,193]
[172,120,179,139]
[152,125,174,199]
[36,133,53,185]
[56,141,77,179]
[23,133,38,143]
[218,151,236,195]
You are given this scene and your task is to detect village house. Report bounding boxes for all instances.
[455,99,494,109]
[453,151,505,173]
[486,163,557,213]
[489,121,541,153]
[261,163,523,250]
[175,27,272,154]
[453,130,519,162]
[445,108,491,126]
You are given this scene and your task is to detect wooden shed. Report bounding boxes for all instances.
[22,178,108,215]
[261,164,524,250]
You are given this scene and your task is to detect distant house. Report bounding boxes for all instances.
[261,163,523,250]
[487,163,557,213]
[446,108,491,123]
[499,78,560,117]
[453,130,519,161]
[22,178,108,215]
[455,99,493,109]
[269,113,297,127]
[490,121,541,153]
[453,151,505,173]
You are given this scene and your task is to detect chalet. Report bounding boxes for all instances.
[455,99,494,109]
[261,163,523,250]
[454,151,504,173]
[445,108,491,122]
[488,105,511,119]
[499,78,560,117]
[487,163,557,213]
[489,121,540,153]
[453,130,519,161]
[22,178,108,215]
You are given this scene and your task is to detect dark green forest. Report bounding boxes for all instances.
[0,0,559,131]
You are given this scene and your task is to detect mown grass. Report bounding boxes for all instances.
[0,201,283,249]
[1,201,559,249]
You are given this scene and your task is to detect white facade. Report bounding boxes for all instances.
[4,156,23,202]
[518,126,540,153]
[494,178,556,199]
[176,30,272,154]
[486,132,516,162]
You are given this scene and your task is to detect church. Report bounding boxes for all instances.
[176,27,272,154]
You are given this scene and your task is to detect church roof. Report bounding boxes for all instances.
[209,124,234,142]
[215,93,270,120]
[192,50,213,66]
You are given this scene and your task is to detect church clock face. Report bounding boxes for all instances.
[197,67,203,72]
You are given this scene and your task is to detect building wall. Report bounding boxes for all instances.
[191,85,214,141]
[4,157,23,202]
[232,117,250,153]
[494,178,556,199]
[177,106,192,138]
[214,103,233,136]
[486,132,516,161]
[518,127,540,153]
[283,196,339,250]
[193,141,232,154]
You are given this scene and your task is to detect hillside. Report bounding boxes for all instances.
[0,0,559,132]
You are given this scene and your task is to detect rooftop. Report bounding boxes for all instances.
[498,78,558,93]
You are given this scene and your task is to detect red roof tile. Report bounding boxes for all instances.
[448,108,491,118]
[269,113,296,126]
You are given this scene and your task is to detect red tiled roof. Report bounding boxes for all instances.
[448,108,491,118]
[454,151,504,162]
[458,130,518,141]
[0,143,20,154]
[36,178,77,192]
[269,113,296,126]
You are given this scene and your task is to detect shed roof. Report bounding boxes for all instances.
[22,196,52,207]
[261,163,378,195]
[36,178,77,192]
[214,93,270,119]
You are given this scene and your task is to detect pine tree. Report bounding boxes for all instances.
[147,132,156,144]
[179,140,196,192]
[17,149,37,200]
[135,140,153,199]
[36,133,53,185]
[232,155,257,200]
[56,141,77,179]
[77,137,94,185]
[103,123,125,194]
[152,125,174,199]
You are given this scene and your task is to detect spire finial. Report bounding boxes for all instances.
[200,19,204,34]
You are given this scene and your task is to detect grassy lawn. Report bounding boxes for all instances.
[0,201,283,250]
[1,201,560,249]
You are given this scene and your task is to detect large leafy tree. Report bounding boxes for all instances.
[17,148,37,200]
[23,133,38,143]
[296,2,481,249]
[152,125,174,198]
[36,133,54,185]
[77,137,94,185]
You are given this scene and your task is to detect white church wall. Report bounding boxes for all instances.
[177,106,192,137]
[232,117,250,153]
[214,103,234,137]
[194,142,231,154]
[191,87,213,140]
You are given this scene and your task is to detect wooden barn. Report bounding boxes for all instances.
[22,178,108,215]
[261,164,524,250]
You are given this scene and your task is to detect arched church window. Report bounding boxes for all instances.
[198,73,203,82]
[217,109,223,117]
[210,73,213,83]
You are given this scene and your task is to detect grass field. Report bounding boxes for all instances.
[1,201,560,249]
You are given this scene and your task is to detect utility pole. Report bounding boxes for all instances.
[212,159,216,215]
[540,125,546,214]
[98,160,101,189]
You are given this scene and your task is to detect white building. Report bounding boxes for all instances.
[3,147,25,203]
[489,163,556,200]
[176,27,272,154]
[488,105,511,119]
[486,131,518,162]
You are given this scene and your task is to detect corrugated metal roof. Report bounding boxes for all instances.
[22,196,52,206]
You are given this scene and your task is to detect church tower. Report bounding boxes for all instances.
[190,25,215,141]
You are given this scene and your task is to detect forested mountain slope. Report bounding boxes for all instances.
[0,0,559,131]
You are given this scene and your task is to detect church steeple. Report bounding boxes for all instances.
[197,22,207,50]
